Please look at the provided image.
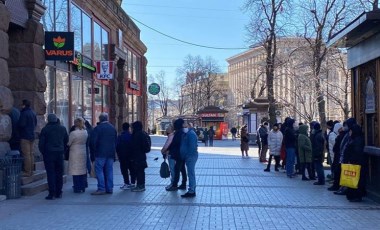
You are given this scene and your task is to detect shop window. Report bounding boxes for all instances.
[128,50,132,79]
[55,0,68,32]
[101,28,109,60]
[133,54,137,80]
[82,13,91,58]
[71,75,83,122]
[44,66,56,115]
[94,81,102,121]
[83,77,93,124]
[56,70,69,130]
[70,4,82,53]
[103,85,110,113]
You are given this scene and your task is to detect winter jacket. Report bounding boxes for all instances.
[39,121,68,155]
[180,129,198,160]
[311,129,325,162]
[168,130,184,160]
[116,131,132,159]
[329,123,342,163]
[67,129,88,175]
[90,121,117,160]
[161,132,174,155]
[18,107,37,141]
[268,130,283,156]
[298,125,312,163]
[258,126,269,145]
[284,127,296,148]
[344,136,365,165]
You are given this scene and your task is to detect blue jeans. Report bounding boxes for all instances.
[285,148,295,176]
[185,154,198,193]
[168,155,176,184]
[95,158,114,192]
[314,160,325,184]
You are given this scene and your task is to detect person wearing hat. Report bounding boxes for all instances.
[39,113,69,200]
[311,122,325,185]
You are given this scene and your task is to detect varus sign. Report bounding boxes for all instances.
[45,32,74,61]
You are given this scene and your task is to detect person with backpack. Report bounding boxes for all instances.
[129,121,151,192]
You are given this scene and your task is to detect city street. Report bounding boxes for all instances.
[1,135,380,230]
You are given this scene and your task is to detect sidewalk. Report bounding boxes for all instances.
[1,136,380,230]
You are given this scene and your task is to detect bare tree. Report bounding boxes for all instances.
[171,74,187,116]
[243,0,290,125]
[202,57,222,106]
[358,0,379,10]
[151,71,171,117]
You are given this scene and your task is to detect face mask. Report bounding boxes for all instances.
[183,128,189,133]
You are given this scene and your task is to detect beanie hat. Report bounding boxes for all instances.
[313,122,321,131]
[47,113,57,123]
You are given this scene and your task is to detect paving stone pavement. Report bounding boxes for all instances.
[1,135,380,230]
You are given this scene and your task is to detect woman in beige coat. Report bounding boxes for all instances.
[68,118,88,193]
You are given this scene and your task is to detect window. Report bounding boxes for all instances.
[55,0,68,31]
[56,70,69,130]
[101,28,109,60]
[94,22,101,61]
[82,13,91,58]
[83,77,93,123]
[41,0,54,31]
[71,4,82,52]
[71,75,83,121]
[44,66,56,115]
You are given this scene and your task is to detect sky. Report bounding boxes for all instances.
[122,0,251,85]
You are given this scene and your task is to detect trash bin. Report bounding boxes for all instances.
[0,152,23,199]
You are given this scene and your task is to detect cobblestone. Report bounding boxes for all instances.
[0,136,379,229]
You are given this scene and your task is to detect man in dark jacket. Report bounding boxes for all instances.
[284,118,296,177]
[130,121,151,192]
[311,123,325,185]
[18,99,37,177]
[258,122,269,162]
[90,113,117,195]
[116,122,134,190]
[39,114,68,200]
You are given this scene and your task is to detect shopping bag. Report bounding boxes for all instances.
[160,159,170,179]
[340,164,361,189]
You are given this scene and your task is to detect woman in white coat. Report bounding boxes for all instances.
[68,118,88,193]
[265,123,283,172]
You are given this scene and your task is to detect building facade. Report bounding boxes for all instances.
[227,37,350,126]
[0,0,147,157]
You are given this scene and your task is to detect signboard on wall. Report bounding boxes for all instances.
[45,32,74,61]
[95,61,114,80]
[126,79,141,96]
[365,77,376,114]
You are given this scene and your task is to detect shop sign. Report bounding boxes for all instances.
[365,77,376,114]
[70,52,96,72]
[126,79,141,96]
[95,61,115,80]
[88,87,100,94]
[148,83,161,95]
[199,113,223,118]
[45,32,74,61]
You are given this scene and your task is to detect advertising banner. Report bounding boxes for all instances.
[45,32,74,61]
[95,61,114,80]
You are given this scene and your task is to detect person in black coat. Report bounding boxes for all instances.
[311,123,325,185]
[38,114,68,200]
[283,118,297,177]
[344,124,367,202]
[328,123,346,191]
[116,122,135,189]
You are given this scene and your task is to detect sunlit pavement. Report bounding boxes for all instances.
[1,135,380,230]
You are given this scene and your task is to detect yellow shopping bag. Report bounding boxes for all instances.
[340,164,361,189]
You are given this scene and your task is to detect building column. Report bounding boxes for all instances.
[7,0,46,159]
[115,58,127,132]
[141,56,148,130]
[0,3,12,157]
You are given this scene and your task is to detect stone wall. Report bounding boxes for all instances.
[0,3,11,157]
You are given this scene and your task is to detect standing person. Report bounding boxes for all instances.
[297,124,313,180]
[166,119,187,191]
[311,123,325,185]
[18,99,37,177]
[116,122,135,190]
[264,123,283,172]
[258,122,269,162]
[130,121,151,192]
[67,118,88,193]
[90,113,117,195]
[208,126,215,147]
[283,118,297,178]
[231,127,237,141]
[180,122,198,198]
[328,122,343,191]
[240,125,249,157]
[328,122,340,181]
[344,124,367,202]
[161,125,175,187]
[8,107,20,151]
[38,114,68,200]
[203,128,209,146]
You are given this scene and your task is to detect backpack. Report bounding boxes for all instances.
[160,159,170,179]
[143,132,151,153]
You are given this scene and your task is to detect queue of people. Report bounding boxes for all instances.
[261,117,367,202]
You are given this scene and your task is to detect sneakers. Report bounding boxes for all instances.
[120,184,132,190]
[131,186,146,192]
[166,185,178,191]
[181,192,196,198]
[91,190,106,195]
[178,184,187,190]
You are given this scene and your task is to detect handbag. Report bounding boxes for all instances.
[340,163,361,189]
[160,159,170,179]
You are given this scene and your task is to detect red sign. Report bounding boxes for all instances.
[95,61,114,80]
[126,79,141,96]
[199,113,223,118]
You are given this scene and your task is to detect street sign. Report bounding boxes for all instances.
[148,83,160,95]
